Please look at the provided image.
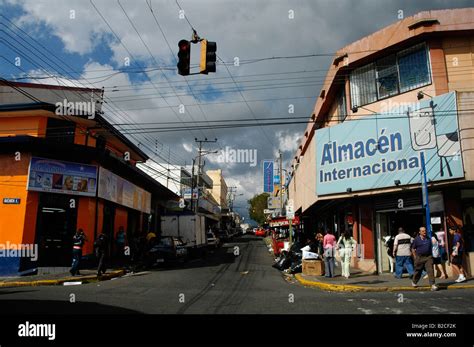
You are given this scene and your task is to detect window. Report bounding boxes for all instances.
[350,63,377,108]
[336,88,347,122]
[45,118,75,144]
[159,237,173,247]
[397,44,431,92]
[376,55,399,99]
[349,43,431,107]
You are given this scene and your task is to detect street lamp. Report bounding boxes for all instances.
[417,91,433,100]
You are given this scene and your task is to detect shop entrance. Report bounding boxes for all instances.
[35,193,78,266]
[102,202,116,258]
[376,208,424,273]
[127,209,140,240]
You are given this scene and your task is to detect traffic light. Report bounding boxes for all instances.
[177,39,191,76]
[200,39,217,74]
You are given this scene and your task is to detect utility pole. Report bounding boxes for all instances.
[190,157,196,213]
[194,138,217,214]
[228,186,238,212]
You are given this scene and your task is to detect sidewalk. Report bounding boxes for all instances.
[295,268,474,292]
[0,269,125,288]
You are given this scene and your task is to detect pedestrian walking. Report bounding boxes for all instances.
[411,227,438,291]
[94,232,108,276]
[435,230,449,279]
[393,227,414,279]
[323,229,337,278]
[383,234,396,273]
[449,226,467,283]
[70,229,87,276]
[115,226,127,266]
[337,230,356,279]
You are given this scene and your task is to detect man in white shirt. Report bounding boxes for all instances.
[392,227,414,279]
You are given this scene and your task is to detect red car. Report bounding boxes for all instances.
[255,228,267,237]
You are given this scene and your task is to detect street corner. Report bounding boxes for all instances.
[294,273,379,292]
[294,273,474,293]
[0,269,126,289]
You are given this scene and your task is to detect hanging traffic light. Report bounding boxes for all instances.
[200,39,217,74]
[177,39,191,76]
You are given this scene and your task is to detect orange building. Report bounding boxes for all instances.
[0,80,177,276]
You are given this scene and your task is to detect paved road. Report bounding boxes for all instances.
[1,234,474,314]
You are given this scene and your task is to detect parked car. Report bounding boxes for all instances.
[147,236,188,266]
[216,229,233,242]
[255,228,267,237]
[206,231,219,248]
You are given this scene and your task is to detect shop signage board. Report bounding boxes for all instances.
[315,92,463,195]
[286,200,294,219]
[273,175,280,185]
[98,167,151,214]
[27,157,98,197]
[183,188,199,199]
[269,216,300,227]
[263,160,274,193]
[267,196,281,209]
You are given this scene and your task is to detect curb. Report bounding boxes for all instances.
[294,274,474,292]
[0,270,126,288]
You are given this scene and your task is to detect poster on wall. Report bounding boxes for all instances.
[27,157,97,197]
[315,92,464,195]
[98,167,151,214]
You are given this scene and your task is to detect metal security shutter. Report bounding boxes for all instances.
[374,191,422,211]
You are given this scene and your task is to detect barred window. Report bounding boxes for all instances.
[397,44,431,92]
[349,43,431,107]
[376,54,399,99]
[350,63,377,108]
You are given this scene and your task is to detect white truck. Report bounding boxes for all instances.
[161,214,207,252]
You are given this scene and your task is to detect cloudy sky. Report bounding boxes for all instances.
[1,0,471,221]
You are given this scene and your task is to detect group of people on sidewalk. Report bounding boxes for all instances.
[302,224,469,287]
[389,225,468,291]
[303,229,357,279]
[69,227,159,277]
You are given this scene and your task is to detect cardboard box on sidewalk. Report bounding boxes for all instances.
[302,259,325,276]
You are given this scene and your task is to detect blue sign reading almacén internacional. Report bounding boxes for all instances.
[316,92,463,195]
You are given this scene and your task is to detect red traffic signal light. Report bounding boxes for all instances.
[177,39,191,76]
